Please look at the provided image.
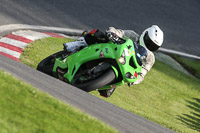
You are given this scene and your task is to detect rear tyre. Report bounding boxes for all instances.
[37,51,64,76]
[73,68,116,92]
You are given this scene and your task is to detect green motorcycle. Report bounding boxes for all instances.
[37,35,147,97]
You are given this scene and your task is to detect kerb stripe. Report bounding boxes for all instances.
[6,34,33,43]
[0,38,28,49]
[0,42,23,53]
[0,52,20,62]
[41,32,65,38]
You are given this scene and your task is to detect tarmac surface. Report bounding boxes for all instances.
[0,27,175,132]
[0,0,200,56]
[0,54,175,133]
[0,0,199,132]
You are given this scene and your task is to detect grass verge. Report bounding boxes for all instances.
[170,54,200,79]
[0,70,118,133]
[20,37,200,133]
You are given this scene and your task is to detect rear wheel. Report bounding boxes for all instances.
[37,51,64,76]
[72,68,116,92]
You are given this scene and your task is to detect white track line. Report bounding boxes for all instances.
[159,48,200,60]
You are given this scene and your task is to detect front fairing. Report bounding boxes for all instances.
[53,39,142,86]
[115,39,141,83]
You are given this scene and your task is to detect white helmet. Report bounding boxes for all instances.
[139,25,164,51]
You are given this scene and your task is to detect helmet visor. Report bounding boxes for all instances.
[144,32,160,51]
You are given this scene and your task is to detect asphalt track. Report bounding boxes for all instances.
[0,0,198,132]
[0,55,174,133]
[0,25,175,132]
[0,0,200,56]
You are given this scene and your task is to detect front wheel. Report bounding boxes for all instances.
[73,68,116,92]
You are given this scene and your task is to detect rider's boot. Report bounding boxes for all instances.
[63,37,88,52]
[98,85,116,98]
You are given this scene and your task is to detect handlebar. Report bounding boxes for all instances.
[106,32,126,44]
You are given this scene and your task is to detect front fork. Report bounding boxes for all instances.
[111,66,118,79]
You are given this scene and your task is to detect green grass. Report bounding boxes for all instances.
[20,37,73,69]
[20,37,200,133]
[91,60,200,133]
[170,54,200,79]
[0,70,118,133]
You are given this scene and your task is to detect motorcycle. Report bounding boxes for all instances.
[37,34,147,96]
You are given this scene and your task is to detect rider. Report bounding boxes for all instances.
[64,25,164,97]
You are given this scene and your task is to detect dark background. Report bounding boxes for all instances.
[0,0,199,55]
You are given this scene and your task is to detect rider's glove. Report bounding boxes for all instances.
[106,32,125,44]
[106,32,119,42]
[140,55,147,66]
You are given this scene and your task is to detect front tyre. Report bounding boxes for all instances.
[73,68,116,92]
